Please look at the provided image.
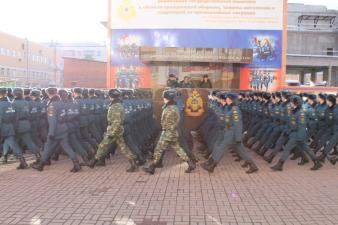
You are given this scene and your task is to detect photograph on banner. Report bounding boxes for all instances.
[240,68,282,92]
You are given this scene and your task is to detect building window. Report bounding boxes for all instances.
[0,67,4,76]
[12,50,16,57]
[6,49,11,56]
[327,48,334,56]
[0,48,4,55]
[6,68,10,76]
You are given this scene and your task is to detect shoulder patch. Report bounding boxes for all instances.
[48,105,54,117]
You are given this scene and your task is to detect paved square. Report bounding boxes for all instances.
[1,151,338,225]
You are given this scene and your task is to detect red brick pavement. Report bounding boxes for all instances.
[1,151,338,225]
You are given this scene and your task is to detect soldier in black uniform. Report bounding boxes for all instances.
[31,87,81,172]
[0,88,28,169]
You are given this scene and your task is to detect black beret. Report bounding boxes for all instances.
[318,93,326,100]
[308,94,317,101]
[89,88,95,95]
[23,88,31,95]
[275,92,282,98]
[108,89,121,98]
[219,92,228,100]
[291,95,302,106]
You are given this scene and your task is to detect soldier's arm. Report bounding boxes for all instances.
[47,103,57,137]
[233,107,243,142]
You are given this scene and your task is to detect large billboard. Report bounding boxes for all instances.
[108,0,287,90]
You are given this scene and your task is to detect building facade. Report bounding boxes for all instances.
[287,3,338,86]
[63,57,106,88]
[0,32,63,87]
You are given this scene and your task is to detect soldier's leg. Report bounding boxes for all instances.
[152,136,171,165]
[319,133,338,161]
[20,132,40,155]
[5,136,28,169]
[115,136,136,160]
[41,138,60,163]
[170,141,190,162]
[95,135,115,160]
[59,137,78,161]
[81,127,98,149]
[69,133,89,161]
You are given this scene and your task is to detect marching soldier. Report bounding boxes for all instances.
[144,89,196,175]
[89,89,138,172]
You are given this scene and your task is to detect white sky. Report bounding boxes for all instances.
[0,0,337,43]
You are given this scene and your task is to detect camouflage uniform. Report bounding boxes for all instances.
[95,100,135,160]
[152,103,189,164]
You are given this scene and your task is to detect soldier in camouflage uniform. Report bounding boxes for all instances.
[143,89,196,175]
[89,89,138,172]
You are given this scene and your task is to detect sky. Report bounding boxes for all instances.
[0,0,337,44]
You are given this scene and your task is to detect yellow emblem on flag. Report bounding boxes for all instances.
[117,0,137,22]
[185,89,204,117]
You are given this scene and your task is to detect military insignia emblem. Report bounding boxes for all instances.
[48,105,54,117]
[117,0,137,22]
[185,89,204,117]
[300,113,305,123]
[233,110,239,122]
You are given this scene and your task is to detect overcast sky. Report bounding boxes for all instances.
[0,0,337,43]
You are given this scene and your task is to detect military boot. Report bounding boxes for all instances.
[70,160,82,173]
[136,155,146,166]
[185,159,196,173]
[201,157,213,168]
[246,161,259,174]
[154,158,164,168]
[271,160,284,171]
[31,161,44,171]
[96,157,106,167]
[126,159,139,172]
[263,151,276,163]
[251,141,261,153]
[311,160,322,171]
[317,153,326,163]
[246,137,255,148]
[201,158,217,173]
[30,153,41,167]
[17,157,28,170]
[88,158,98,169]
[143,163,156,175]
[234,156,242,162]
[257,146,268,156]
[241,161,249,168]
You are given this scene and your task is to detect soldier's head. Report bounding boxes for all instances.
[263,93,271,102]
[88,88,95,97]
[226,93,237,106]
[215,91,223,103]
[326,95,336,108]
[291,95,302,110]
[46,87,58,98]
[301,92,309,102]
[0,87,7,98]
[7,88,13,98]
[94,89,102,98]
[73,87,83,98]
[58,89,68,101]
[162,89,176,104]
[281,91,290,102]
[23,88,31,97]
[30,89,41,101]
[82,88,89,98]
[307,94,316,105]
[219,92,227,106]
[318,93,326,104]
[274,92,282,102]
[13,88,23,99]
[108,89,121,101]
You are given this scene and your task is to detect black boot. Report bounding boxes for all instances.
[30,153,41,167]
[88,158,98,169]
[257,146,268,156]
[80,155,90,167]
[298,154,309,165]
[126,159,138,172]
[201,158,217,173]
[271,160,284,171]
[136,155,146,166]
[143,163,156,175]
[264,152,276,164]
[185,160,196,173]
[70,160,82,173]
[234,156,242,162]
[17,157,28,170]
[201,157,213,168]
[251,141,261,153]
[31,161,44,171]
[246,161,259,174]
[311,160,322,171]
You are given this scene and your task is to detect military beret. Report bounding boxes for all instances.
[281,91,290,98]
[82,88,89,95]
[162,89,176,101]
[31,89,41,97]
[291,95,302,106]
[327,94,336,105]
[0,87,7,95]
[94,89,102,96]
[73,87,83,94]
[219,92,228,100]
[46,87,57,95]
[108,89,121,98]
[89,88,95,95]
[263,93,271,100]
